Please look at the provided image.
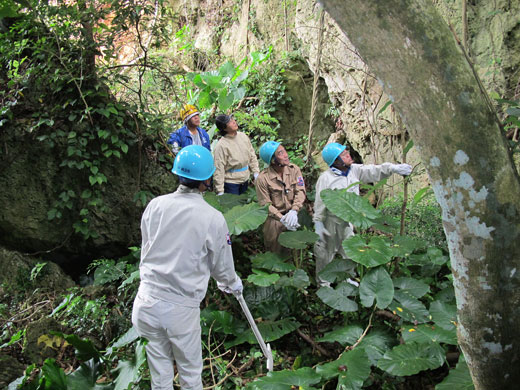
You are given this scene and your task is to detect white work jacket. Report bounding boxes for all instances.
[138,185,238,307]
[213,132,260,193]
[313,163,395,223]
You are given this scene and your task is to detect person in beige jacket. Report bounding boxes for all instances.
[213,114,260,195]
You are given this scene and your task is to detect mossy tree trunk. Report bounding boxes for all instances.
[319,0,520,388]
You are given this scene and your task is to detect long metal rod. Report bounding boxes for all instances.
[234,292,274,371]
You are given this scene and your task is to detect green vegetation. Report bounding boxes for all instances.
[2,0,518,389]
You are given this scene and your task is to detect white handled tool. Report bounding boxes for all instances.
[234,292,274,371]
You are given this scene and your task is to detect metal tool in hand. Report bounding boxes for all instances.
[234,291,274,371]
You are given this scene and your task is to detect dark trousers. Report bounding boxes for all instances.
[224,181,248,195]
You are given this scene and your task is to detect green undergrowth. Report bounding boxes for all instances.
[2,184,474,390]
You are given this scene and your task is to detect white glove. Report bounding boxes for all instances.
[172,142,180,155]
[253,172,259,181]
[217,277,243,295]
[217,192,224,196]
[392,163,412,176]
[314,221,330,241]
[284,210,299,228]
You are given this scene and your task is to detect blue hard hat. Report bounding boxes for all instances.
[259,141,281,164]
[322,143,346,166]
[172,145,215,180]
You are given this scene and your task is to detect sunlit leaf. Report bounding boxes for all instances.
[248,269,280,287]
[360,267,394,309]
[321,189,381,229]
[343,235,393,268]
[224,203,268,235]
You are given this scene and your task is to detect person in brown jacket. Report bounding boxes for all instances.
[255,141,306,255]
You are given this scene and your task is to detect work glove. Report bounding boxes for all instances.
[253,172,259,181]
[284,210,299,228]
[391,163,412,176]
[217,277,243,295]
[314,221,330,241]
[172,142,180,155]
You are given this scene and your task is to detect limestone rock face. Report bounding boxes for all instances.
[0,123,173,269]
[0,246,75,290]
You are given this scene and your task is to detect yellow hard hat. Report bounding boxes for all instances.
[180,104,199,123]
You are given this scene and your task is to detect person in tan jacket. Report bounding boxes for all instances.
[213,115,260,195]
[255,141,306,255]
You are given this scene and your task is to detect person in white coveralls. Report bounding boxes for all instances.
[313,142,412,286]
[132,145,242,390]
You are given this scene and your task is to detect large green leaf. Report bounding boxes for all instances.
[343,235,393,268]
[0,0,19,18]
[226,318,301,347]
[319,258,356,283]
[105,327,139,355]
[389,290,430,324]
[41,359,67,390]
[391,236,427,257]
[112,339,147,390]
[436,355,474,390]
[246,367,321,390]
[251,252,295,272]
[321,189,381,229]
[357,329,397,365]
[247,269,280,287]
[224,203,268,235]
[317,324,363,345]
[201,308,242,335]
[278,230,319,249]
[360,267,394,309]
[218,89,234,111]
[377,342,445,376]
[429,300,457,331]
[218,61,236,78]
[276,269,311,289]
[201,73,224,89]
[402,324,457,345]
[67,359,114,390]
[51,332,102,362]
[317,282,358,312]
[393,277,430,299]
[316,348,371,390]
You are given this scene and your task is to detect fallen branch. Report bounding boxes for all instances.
[297,328,331,357]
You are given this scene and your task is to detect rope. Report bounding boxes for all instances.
[305,8,325,164]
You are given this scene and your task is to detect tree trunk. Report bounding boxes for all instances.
[318,0,520,388]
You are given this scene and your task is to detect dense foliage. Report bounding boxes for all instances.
[2,0,519,389]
